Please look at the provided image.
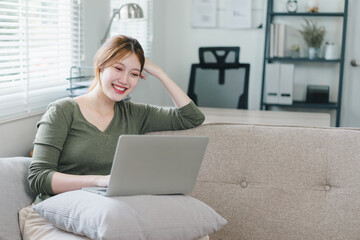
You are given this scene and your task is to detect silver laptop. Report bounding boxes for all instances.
[82,135,209,197]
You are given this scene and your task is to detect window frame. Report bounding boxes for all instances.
[0,0,82,122]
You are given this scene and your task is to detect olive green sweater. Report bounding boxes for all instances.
[29,98,205,202]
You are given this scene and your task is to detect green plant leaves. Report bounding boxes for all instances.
[298,19,326,48]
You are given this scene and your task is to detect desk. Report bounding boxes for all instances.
[200,107,331,127]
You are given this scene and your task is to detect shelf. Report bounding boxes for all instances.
[263,101,338,109]
[67,66,94,97]
[261,0,348,127]
[270,12,345,17]
[66,75,93,81]
[266,57,341,63]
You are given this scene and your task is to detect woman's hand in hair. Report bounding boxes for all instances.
[140,58,191,108]
[140,58,165,80]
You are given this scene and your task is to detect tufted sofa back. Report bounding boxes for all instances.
[2,123,360,240]
[150,123,360,240]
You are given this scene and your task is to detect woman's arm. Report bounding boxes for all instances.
[51,172,109,194]
[29,99,110,197]
[30,138,110,196]
[141,58,191,108]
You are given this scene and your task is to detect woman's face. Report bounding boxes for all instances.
[100,53,141,102]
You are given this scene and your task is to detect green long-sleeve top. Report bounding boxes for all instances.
[29,97,205,202]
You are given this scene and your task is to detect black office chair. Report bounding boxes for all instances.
[187,47,250,109]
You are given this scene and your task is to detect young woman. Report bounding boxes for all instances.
[28,35,205,202]
[20,35,207,239]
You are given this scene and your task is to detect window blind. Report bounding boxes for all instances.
[0,0,82,120]
[110,0,153,57]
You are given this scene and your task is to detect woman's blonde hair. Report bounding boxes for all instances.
[88,35,145,92]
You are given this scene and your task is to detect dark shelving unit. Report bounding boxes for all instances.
[270,12,345,17]
[264,101,338,109]
[266,57,341,63]
[260,0,349,127]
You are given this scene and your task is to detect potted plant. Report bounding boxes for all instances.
[299,19,326,59]
[290,44,300,58]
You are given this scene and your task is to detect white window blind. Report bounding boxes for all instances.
[110,0,153,57]
[0,0,82,120]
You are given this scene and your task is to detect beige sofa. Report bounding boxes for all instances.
[1,122,360,239]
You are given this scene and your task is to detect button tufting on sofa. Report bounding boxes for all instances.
[324,185,331,191]
[241,181,248,188]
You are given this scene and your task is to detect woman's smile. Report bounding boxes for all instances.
[112,84,127,94]
[99,53,141,102]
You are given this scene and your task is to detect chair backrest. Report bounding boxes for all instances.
[199,47,240,65]
[188,47,250,109]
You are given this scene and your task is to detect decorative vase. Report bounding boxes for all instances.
[290,50,300,58]
[324,43,338,60]
[308,47,320,59]
[308,0,319,12]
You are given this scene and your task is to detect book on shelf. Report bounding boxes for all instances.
[270,23,299,58]
[270,23,275,58]
[278,24,285,57]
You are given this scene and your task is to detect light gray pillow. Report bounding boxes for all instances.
[0,157,35,240]
[33,190,226,240]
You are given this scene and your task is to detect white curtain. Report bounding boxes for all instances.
[0,0,82,120]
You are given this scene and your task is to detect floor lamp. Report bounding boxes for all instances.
[101,3,144,44]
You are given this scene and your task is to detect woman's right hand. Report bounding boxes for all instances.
[52,172,111,194]
[94,175,110,187]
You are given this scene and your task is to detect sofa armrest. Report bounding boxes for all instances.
[0,157,36,240]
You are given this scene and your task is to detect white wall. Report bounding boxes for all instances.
[131,0,265,109]
[82,0,111,66]
[80,0,355,126]
[339,0,360,127]
[130,0,351,127]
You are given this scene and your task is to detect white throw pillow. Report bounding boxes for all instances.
[33,190,226,240]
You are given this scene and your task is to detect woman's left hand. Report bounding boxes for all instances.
[140,58,164,80]
[139,57,191,108]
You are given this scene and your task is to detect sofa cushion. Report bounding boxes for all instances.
[148,124,331,239]
[0,157,35,240]
[34,190,227,240]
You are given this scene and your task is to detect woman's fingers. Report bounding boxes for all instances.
[140,72,147,80]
